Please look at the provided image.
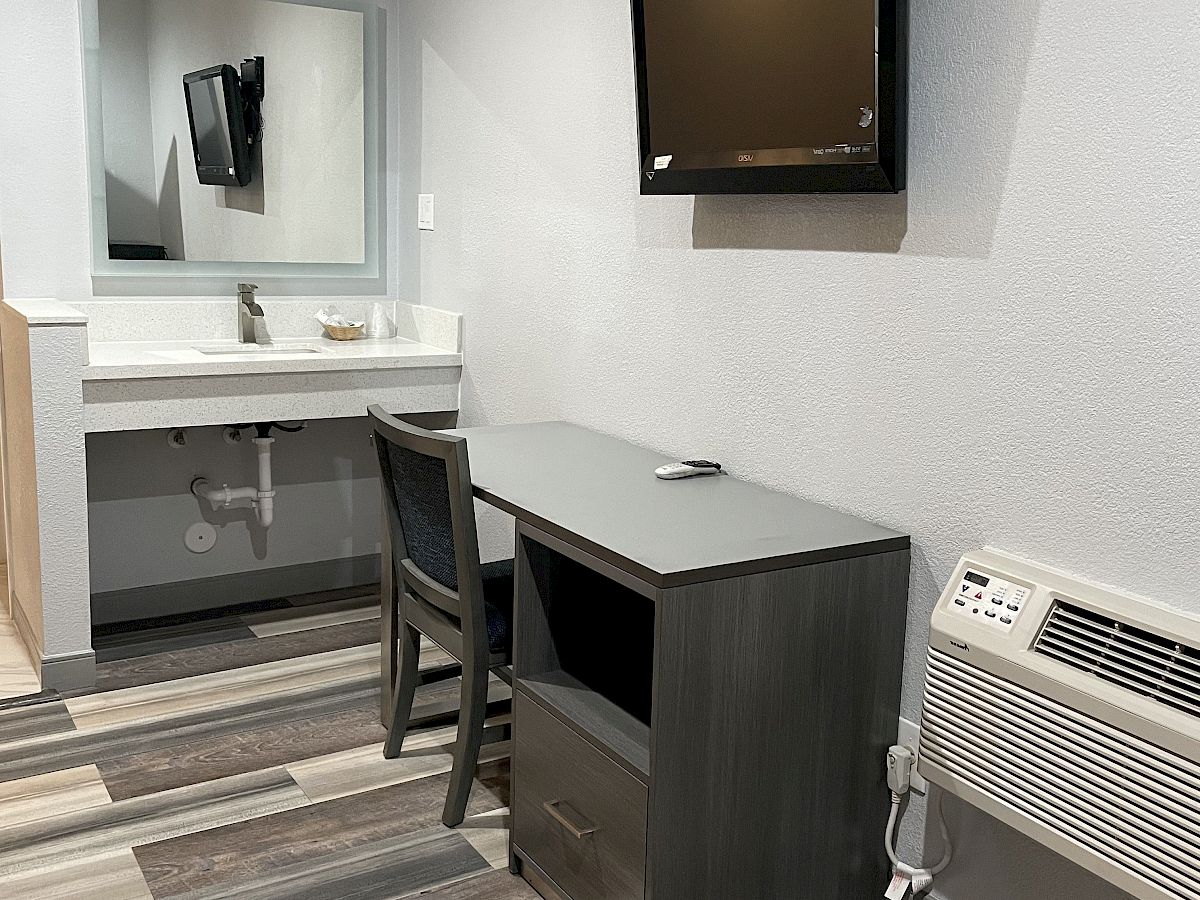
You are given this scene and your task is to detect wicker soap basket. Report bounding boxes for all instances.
[316,306,366,341]
[322,322,365,341]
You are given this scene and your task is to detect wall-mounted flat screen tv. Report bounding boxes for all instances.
[183,64,252,187]
[631,0,908,194]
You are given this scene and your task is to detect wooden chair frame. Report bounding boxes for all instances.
[369,405,511,827]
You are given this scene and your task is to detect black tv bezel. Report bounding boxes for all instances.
[630,0,908,195]
[183,64,253,188]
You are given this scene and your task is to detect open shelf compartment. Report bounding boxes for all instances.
[514,529,655,781]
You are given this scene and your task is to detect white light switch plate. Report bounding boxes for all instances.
[418,194,434,231]
[897,717,928,794]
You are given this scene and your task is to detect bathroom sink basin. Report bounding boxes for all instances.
[193,344,325,357]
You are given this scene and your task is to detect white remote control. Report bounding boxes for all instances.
[655,460,723,480]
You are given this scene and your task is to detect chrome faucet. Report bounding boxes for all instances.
[237,283,263,343]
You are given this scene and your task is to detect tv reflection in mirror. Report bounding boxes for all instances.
[93,0,367,266]
[183,59,263,189]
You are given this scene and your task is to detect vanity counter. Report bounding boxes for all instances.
[84,336,462,381]
[75,300,465,433]
[0,296,464,691]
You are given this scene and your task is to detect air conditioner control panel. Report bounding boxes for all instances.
[949,567,1031,632]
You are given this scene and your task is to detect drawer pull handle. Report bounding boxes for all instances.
[543,800,596,839]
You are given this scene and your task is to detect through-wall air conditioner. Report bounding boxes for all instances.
[919,549,1200,900]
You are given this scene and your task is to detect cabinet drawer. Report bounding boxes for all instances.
[514,691,647,900]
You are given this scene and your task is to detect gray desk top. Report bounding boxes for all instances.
[450,422,908,589]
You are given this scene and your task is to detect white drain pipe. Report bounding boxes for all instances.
[191,436,277,528]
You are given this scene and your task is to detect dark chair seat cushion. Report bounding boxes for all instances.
[481,558,515,653]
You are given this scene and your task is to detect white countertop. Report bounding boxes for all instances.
[1,297,89,326]
[84,336,463,381]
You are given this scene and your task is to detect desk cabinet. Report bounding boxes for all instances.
[433,422,910,899]
[510,522,909,900]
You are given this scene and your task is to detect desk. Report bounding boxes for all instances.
[384,422,910,900]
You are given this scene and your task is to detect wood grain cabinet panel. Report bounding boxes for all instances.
[513,693,646,900]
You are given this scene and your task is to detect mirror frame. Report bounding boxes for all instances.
[79,0,386,293]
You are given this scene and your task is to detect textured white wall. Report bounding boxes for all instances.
[0,4,95,304]
[397,1,1200,897]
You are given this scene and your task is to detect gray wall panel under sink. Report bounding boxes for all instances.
[395,2,1198,899]
[86,417,382,600]
[86,412,462,609]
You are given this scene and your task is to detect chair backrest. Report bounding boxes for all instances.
[368,405,487,664]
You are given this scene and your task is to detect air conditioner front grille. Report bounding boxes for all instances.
[921,648,1200,900]
[1035,601,1200,721]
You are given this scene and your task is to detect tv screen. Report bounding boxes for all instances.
[631,0,907,194]
[184,65,252,187]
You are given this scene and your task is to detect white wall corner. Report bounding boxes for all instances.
[25,317,92,665]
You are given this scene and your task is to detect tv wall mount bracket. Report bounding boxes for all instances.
[240,56,265,145]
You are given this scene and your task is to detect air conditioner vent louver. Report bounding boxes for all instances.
[922,648,1200,900]
[1035,601,1200,722]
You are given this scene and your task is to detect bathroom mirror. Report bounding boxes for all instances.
[80,0,384,285]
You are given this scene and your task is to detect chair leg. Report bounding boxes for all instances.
[442,659,489,827]
[380,542,397,728]
[382,622,422,759]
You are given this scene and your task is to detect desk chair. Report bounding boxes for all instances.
[368,406,514,827]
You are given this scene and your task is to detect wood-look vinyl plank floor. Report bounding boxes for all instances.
[0,587,521,898]
[1,665,487,788]
[65,645,389,730]
[0,765,112,829]
[98,678,509,803]
[92,620,257,664]
[422,870,542,900]
[97,702,389,802]
[0,621,41,700]
[455,807,512,871]
[134,760,510,897]
[158,826,491,900]
[244,594,380,638]
[0,767,309,879]
[0,697,76,744]
[286,714,511,804]
[90,618,384,693]
[0,689,60,712]
[0,676,377,784]
[0,849,154,900]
